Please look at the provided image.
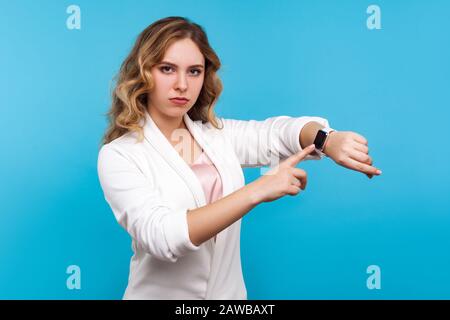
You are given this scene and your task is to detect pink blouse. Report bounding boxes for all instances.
[190,151,223,243]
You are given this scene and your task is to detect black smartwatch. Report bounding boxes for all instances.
[313,127,335,157]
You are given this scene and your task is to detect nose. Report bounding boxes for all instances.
[174,72,188,92]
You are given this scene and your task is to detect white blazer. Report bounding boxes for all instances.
[97,110,330,299]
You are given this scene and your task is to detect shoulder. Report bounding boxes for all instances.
[195,117,242,134]
[193,118,240,145]
[98,131,148,171]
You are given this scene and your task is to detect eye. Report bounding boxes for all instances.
[160,66,174,73]
[190,69,202,76]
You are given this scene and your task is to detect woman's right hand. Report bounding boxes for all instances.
[247,144,317,204]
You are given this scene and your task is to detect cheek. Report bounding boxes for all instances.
[192,77,205,94]
[152,74,173,94]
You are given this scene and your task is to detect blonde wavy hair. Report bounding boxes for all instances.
[101,16,223,146]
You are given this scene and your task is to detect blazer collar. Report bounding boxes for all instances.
[142,109,233,267]
[141,110,232,209]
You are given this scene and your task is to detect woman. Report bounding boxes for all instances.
[97,16,381,300]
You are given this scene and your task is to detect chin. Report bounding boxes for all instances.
[164,105,189,118]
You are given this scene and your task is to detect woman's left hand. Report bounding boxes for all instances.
[323,131,382,179]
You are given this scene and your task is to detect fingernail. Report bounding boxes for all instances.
[376,170,382,174]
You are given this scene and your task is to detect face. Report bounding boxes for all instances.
[148,38,205,120]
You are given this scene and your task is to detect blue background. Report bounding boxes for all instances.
[1,0,449,299]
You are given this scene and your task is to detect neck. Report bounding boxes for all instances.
[147,107,187,142]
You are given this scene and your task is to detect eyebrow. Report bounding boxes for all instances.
[159,61,204,69]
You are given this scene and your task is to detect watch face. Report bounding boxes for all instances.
[313,130,327,149]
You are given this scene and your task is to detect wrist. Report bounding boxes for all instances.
[322,130,336,156]
[300,121,324,150]
[243,181,263,206]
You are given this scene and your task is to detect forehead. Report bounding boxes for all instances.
[162,38,205,66]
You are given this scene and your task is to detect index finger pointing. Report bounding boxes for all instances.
[284,144,316,167]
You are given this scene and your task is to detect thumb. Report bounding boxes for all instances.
[284,144,316,167]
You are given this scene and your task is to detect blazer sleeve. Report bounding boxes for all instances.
[219,115,331,167]
[97,144,200,263]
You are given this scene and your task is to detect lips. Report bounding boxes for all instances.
[169,97,190,105]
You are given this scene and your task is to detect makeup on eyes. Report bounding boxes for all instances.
[159,65,202,76]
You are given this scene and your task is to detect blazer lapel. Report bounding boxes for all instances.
[184,113,235,297]
[142,110,233,280]
[142,110,207,207]
[182,113,233,200]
